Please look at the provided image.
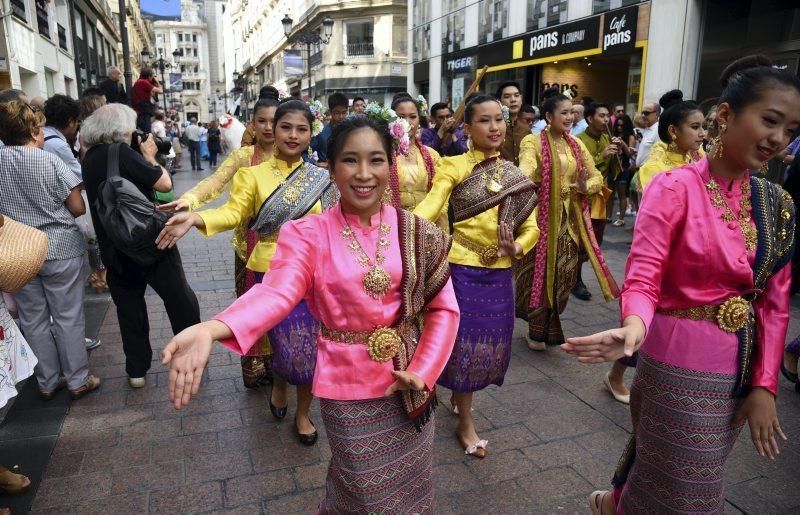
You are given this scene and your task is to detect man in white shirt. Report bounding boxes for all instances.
[184,118,202,171]
[635,101,661,167]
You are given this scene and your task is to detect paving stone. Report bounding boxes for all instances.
[263,487,324,513]
[224,470,297,506]
[465,449,538,484]
[33,471,112,509]
[81,445,152,473]
[182,410,243,435]
[153,431,218,462]
[149,481,224,513]
[110,461,184,495]
[42,451,84,479]
[292,462,328,491]
[185,449,253,484]
[250,443,322,473]
[432,462,482,495]
[52,428,119,455]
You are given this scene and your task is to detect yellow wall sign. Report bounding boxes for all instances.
[512,40,524,60]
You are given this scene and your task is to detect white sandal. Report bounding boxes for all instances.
[603,372,630,404]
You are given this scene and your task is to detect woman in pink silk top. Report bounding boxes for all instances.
[162,116,459,513]
[564,56,799,514]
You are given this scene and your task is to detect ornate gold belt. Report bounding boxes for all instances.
[657,296,750,333]
[320,326,402,363]
[453,232,499,267]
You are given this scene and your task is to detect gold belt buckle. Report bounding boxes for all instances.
[367,328,402,363]
[715,296,749,333]
[479,245,499,267]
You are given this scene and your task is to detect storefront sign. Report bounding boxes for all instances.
[602,5,638,55]
[512,17,600,61]
[446,56,473,72]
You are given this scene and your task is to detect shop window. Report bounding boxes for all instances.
[444,9,466,53]
[413,25,431,62]
[479,0,509,45]
[345,20,374,57]
[527,0,567,31]
[592,0,643,15]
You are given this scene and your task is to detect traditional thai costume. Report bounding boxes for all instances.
[197,156,336,386]
[637,140,704,192]
[415,150,539,392]
[214,204,459,513]
[179,146,270,386]
[610,158,795,512]
[515,129,619,346]
[0,296,37,408]
[386,143,447,229]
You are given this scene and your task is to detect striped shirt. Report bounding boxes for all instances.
[0,146,85,261]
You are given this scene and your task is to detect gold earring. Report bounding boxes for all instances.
[758,162,769,175]
[709,123,726,159]
[668,133,679,153]
[381,187,392,204]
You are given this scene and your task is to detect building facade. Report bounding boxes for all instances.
[1,0,120,97]
[409,0,737,114]
[152,0,211,122]
[224,0,408,115]
[112,0,153,81]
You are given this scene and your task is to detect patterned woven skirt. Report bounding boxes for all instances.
[437,264,513,392]
[614,353,743,513]
[235,231,272,388]
[318,396,435,514]
[515,214,579,346]
[267,300,317,385]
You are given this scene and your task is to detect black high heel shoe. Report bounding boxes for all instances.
[268,389,287,420]
[295,417,318,446]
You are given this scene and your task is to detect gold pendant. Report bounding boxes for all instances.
[362,265,391,299]
[283,185,300,205]
[487,180,502,194]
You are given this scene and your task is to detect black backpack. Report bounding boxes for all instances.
[93,143,169,266]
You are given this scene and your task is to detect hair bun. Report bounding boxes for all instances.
[541,86,560,101]
[658,89,684,110]
[720,55,773,88]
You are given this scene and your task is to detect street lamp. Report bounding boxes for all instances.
[282,14,334,99]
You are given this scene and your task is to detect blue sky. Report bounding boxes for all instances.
[140,0,181,21]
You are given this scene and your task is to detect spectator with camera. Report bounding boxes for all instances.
[0,100,99,400]
[131,68,162,133]
[80,104,200,389]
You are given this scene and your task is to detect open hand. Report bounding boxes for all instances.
[162,324,214,410]
[157,198,191,212]
[561,316,645,363]
[496,222,522,259]
[155,212,198,250]
[734,388,786,460]
[384,370,425,397]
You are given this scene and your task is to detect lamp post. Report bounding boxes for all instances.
[281,14,334,100]
[213,88,219,119]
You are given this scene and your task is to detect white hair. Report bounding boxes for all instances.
[80,103,136,146]
[107,66,120,75]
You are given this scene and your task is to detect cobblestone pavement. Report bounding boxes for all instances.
[30,154,800,513]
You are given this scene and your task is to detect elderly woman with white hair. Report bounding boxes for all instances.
[80,103,201,389]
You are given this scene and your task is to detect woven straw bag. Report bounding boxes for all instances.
[0,215,48,292]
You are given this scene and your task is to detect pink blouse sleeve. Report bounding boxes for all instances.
[620,173,687,332]
[214,219,316,355]
[406,278,460,390]
[750,265,791,396]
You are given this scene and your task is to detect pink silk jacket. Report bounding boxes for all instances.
[622,158,790,395]
[214,204,460,401]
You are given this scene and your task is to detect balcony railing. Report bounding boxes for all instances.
[57,24,68,50]
[345,42,373,57]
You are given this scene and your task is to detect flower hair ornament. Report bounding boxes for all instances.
[501,104,511,125]
[363,102,411,156]
[307,99,326,138]
[416,95,429,118]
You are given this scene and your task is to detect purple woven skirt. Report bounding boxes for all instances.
[437,264,514,392]
[254,272,317,385]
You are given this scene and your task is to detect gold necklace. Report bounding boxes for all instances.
[705,178,758,252]
[340,207,392,299]
[466,151,503,194]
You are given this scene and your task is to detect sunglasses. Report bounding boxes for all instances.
[641,110,656,116]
